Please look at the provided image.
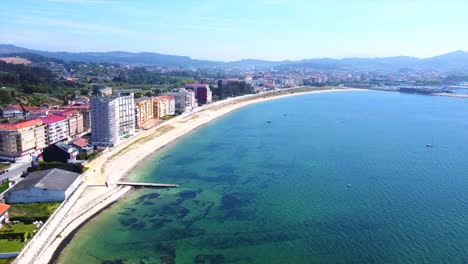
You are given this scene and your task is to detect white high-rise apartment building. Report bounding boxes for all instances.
[91,93,135,146]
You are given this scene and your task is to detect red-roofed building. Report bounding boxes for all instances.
[62,105,91,132]
[40,115,69,144]
[70,137,93,155]
[51,110,84,137]
[21,105,39,114]
[0,105,24,119]
[0,203,10,228]
[0,119,47,160]
[26,108,49,119]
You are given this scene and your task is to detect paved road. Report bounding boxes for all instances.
[0,158,31,183]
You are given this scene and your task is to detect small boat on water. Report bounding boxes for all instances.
[347,184,352,188]
[426,144,433,148]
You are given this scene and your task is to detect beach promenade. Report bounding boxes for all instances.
[13,87,358,264]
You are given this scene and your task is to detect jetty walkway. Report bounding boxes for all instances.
[115,181,179,188]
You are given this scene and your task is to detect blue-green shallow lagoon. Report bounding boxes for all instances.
[56,91,468,264]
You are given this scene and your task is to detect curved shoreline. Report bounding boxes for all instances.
[15,87,362,264]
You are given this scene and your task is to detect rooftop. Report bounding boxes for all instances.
[54,142,78,153]
[0,119,44,131]
[186,83,209,87]
[158,95,174,100]
[70,137,89,148]
[50,110,79,117]
[135,97,152,103]
[0,203,10,215]
[22,106,39,112]
[1,105,23,111]
[6,168,80,193]
[40,115,67,124]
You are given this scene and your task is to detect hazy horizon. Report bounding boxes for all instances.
[1,0,467,61]
[1,43,467,62]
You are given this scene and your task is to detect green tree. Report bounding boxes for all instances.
[0,89,15,105]
[80,89,90,96]
[92,86,102,97]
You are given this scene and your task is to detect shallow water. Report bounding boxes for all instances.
[57,91,468,264]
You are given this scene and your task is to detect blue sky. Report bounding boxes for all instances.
[0,0,467,61]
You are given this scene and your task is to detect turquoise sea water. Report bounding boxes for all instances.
[56,91,468,264]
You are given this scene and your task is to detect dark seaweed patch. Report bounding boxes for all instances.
[158,203,190,219]
[194,254,225,264]
[179,189,200,199]
[208,164,236,174]
[198,231,293,250]
[150,219,173,229]
[120,217,138,227]
[160,255,175,264]
[118,207,137,216]
[131,220,146,230]
[167,227,205,240]
[155,242,176,257]
[220,192,255,210]
[143,212,157,218]
[101,260,125,264]
[136,192,160,203]
[220,209,256,221]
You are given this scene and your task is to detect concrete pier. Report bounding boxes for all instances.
[116,181,179,188]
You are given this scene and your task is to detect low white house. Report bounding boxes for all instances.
[4,168,81,204]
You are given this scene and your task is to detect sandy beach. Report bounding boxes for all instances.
[14,86,361,264]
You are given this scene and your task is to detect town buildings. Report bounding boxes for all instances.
[185,83,212,105]
[0,105,24,119]
[90,93,135,146]
[165,88,196,113]
[90,96,119,146]
[39,115,70,145]
[70,137,93,155]
[63,105,91,132]
[160,95,176,115]
[0,119,47,161]
[135,97,154,129]
[152,95,175,119]
[51,110,84,137]
[117,94,136,136]
[4,168,81,203]
[0,203,10,229]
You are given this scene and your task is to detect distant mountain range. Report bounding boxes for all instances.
[1,44,467,73]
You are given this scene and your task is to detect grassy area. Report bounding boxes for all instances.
[0,203,61,254]
[161,115,175,120]
[0,259,14,264]
[9,202,61,223]
[0,181,11,194]
[155,125,174,133]
[0,223,36,252]
[0,163,9,170]
[122,134,134,139]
